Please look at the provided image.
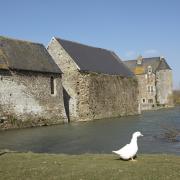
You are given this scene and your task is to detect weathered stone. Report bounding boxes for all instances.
[137,73,157,110]
[0,36,67,130]
[0,70,67,129]
[124,57,174,110]
[156,70,174,106]
[48,38,140,122]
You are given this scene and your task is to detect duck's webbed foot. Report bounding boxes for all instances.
[130,157,137,162]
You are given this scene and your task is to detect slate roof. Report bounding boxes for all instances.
[123,57,171,75]
[55,38,134,77]
[0,36,62,74]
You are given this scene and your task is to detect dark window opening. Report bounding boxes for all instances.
[148,99,153,103]
[50,76,55,95]
[148,66,152,74]
[142,99,145,103]
[150,86,153,92]
[63,87,71,123]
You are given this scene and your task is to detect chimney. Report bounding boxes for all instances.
[160,56,164,61]
[137,55,143,65]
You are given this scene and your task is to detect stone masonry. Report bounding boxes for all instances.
[124,56,174,110]
[0,70,67,129]
[156,69,174,106]
[0,36,67,129]
[47,37,140,122]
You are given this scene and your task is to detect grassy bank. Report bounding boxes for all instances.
[0,152,180,180]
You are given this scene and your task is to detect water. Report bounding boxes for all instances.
[0,106,179,155]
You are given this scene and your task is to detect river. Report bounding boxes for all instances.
[0,106,179,155]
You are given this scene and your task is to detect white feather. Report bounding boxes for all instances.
[112,131,143,160]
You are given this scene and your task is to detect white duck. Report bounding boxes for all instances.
[112,131,143,161]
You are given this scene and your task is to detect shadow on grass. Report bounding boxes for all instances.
[114,155,137,161]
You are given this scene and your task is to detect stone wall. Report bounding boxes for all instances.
[0,70,67,129]
[137,73,156,110]
[136,69,174,111]
[156,70,174,107]
[77,72,139,121]
[47,38,80,121]
[48,38,140,122]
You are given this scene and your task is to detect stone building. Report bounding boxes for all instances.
[0,36,67,129]
[124,56,174,110]
[47,37,140,122]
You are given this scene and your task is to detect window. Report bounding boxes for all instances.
[147,86,154,92]
[142,98,146,103]
[147,66,152,74]
[148,99,153,103]
[50,76,55,95]
[150,86,153,92]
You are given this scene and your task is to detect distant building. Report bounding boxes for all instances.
[47,37,140,122]
[0,36,67,129]
[124,56,174,110]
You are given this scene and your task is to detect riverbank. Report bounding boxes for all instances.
[0,152,180,180]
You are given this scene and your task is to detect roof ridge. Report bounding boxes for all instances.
[54,37,113,53]
[156,58,171,70]
[125,57,161,62]
[53,37,134,77]
[143,57,160,60]
[0,35,42,46]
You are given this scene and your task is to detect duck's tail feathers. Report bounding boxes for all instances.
[112,150,118,154]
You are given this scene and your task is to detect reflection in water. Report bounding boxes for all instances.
[0,106,179,155]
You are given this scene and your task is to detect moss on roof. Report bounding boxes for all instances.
[0,36,61,74]
[124,57,171,75]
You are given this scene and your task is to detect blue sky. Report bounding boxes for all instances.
[0,0,180,89]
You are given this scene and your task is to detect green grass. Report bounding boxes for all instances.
[0,152,180,180]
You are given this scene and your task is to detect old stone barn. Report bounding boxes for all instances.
[0,36,67,129]
[48,37,140,122]
[124,56,174,110]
